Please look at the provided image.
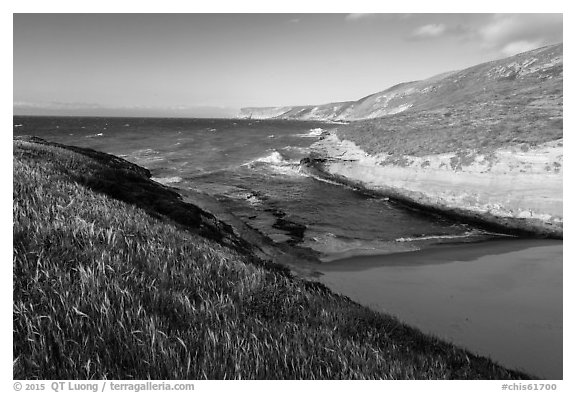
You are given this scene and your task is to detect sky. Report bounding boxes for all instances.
[13,13,563,118]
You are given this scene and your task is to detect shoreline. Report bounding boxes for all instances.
[319,237,562,269]
[319,235,519,264]
[300,154,562,239]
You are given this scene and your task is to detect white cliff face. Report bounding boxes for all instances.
[309,133,563,236]
[238,107,295,119]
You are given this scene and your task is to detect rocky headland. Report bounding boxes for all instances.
[302,132,562,237]
[293,44,563,237]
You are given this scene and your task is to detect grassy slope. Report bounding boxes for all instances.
[13,137,530,379]
[337,45,562,156]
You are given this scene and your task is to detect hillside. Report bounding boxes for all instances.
[239,44,562,122]
[13,136,530,379]
[290,43,563,238]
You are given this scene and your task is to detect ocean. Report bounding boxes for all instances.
[13,116,500,260]
[13,116,562,378]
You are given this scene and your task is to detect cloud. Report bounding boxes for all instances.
[345,13,374,22]
[410,24,447,39]
[404,14,562,55]
[499,40,545,56]
[288,18,300,24]
[344,13,412,22]
[478,14,562,55]
[13,101,238,118]
[407,23,470,41]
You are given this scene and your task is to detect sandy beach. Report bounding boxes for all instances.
[317,239,563,379]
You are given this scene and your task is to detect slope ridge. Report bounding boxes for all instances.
[239,43,562,122]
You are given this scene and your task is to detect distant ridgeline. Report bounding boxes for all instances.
[239,43,562,122]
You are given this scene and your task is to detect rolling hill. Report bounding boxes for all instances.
[239,43,562,123]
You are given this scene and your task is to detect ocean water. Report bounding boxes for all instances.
[13,116,497,261]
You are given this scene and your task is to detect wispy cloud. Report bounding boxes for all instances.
[344,13,412,22]
[344,13,373,22]
[478,14,562,55]
[404,14,561,56]
[499,40,544,56]
[410,24,447,39]
[407,23,470,41]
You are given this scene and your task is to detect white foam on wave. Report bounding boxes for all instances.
[86,133,104,138]
[283,145,311,155]
[151,176,183,185]
[130,148,165,164]
[246,150,299,166]
[243,150,306,177]
[252,150,286,165]
[305,172,347,187]
[394,230,510,243]
[270,164,307,177]
[221,189,264,206]
[245,194,262,206]
[133,148,159,155]
[295,128,325,137]
[396,234,469,242]
[301,231,419,262]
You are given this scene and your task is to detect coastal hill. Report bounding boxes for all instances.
[299,44,562,237]
[239,43,562,122]
[13,136,529,379]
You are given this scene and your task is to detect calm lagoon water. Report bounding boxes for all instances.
[319,239,562,379]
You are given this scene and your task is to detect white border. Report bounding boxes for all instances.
[4,2,572,391]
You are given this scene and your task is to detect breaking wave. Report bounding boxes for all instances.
[243,150,304,177]
[395,230,513,243]
[295,128,325,137]
[251,150,287,165]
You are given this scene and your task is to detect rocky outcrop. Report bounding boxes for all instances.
[302,133,562,238]
[240,43,562,122]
